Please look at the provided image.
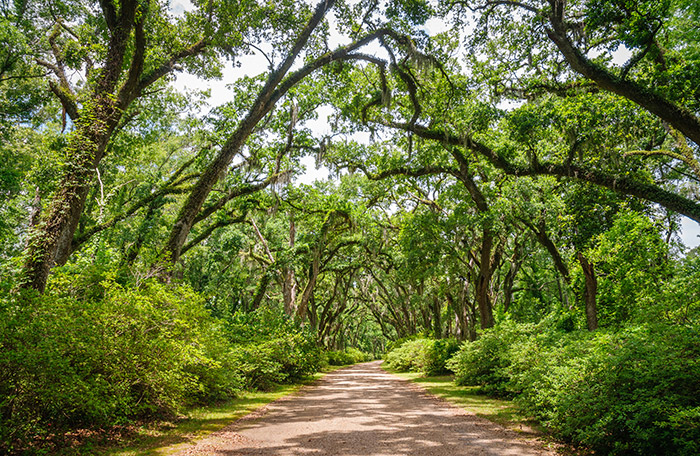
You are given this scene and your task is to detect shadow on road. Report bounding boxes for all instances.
[199,362,552,456]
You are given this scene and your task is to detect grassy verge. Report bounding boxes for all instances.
[384,368,543,436]
[60,368,344,456]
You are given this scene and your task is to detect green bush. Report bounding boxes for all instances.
[447,320,700,455]
[385,338,431,371]
[385,338,459,375]
[224,308,323,390]
[447,321,537,395]
[0,279,241,453]
[325,350,352,365]
[326,348,372,365]
[0,275,328,454]
[424,338,460,375]
[537,326,699,455]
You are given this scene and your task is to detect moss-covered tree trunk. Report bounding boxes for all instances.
[19,0,206,292]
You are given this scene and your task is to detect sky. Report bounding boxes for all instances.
[168,0,700,249]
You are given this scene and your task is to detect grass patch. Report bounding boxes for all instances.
[385,368,544,436]
[58,369,341,456]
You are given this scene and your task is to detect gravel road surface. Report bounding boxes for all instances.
[175,361,557,456]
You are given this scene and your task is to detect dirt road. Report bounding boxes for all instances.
[176,361,557,455]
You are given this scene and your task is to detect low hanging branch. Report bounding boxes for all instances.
[180,212,247,257]
[384,121,700,223]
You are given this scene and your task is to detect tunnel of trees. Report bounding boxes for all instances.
[1,0,699,454]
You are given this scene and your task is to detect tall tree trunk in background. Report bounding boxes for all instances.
[283,214,297,315]
[452,152,496,329]
[577,252,598,330]
[502,241,523,314]
[475,229,495,329]
[523,218,571,283]
[522,218,573,308]
[297,253,320,321]
[502,263,518,314]
[431,296,442,338]
[308,294,318,330]
[446,292,465,340]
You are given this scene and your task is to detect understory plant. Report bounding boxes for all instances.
[447,319,700,455]
[385,337,459,375]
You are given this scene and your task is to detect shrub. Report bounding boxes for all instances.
[447,320,700,455]
[326,348,372,365]
[347,347,374,363]
[385,338,431,371]
[540,325,700,455]
[424,338,460,375]
[385,338,459,375]
[224,308,323,390]
[447,321,537,395]
[325,350,353,366]
[0,279,329,453]
[0,279,241,453]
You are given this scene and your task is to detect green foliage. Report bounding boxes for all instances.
[424,338,461,375]
[224,307,323,390]
[448,320,700,455]
[385,337,459,375]
[586,209,670,326]
[0,276,241,453]
[585,0,673,50]
[447,321,537,395]
[325,348,373,366]
[0,263,325,453]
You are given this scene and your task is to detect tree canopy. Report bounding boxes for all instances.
[1,0,699,453]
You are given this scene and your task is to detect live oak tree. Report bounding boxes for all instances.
[6,0,432,292]
[13,0,224,292]
[160,0,439,269]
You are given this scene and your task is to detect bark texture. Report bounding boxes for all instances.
[577,252,598,331]
[20,0,207,292]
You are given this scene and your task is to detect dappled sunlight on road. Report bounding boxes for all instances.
[176,362,556,456]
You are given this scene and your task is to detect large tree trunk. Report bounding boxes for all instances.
[452,156,496,329]
[577,252,598,331]
[297,254,320,322]
[21,103,120,292]
[19,0,207,292]
[250,272,272,311]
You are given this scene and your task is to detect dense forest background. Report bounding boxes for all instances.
[1,0,699,454]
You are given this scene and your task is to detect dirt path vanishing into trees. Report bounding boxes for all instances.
[175,361,558,456]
